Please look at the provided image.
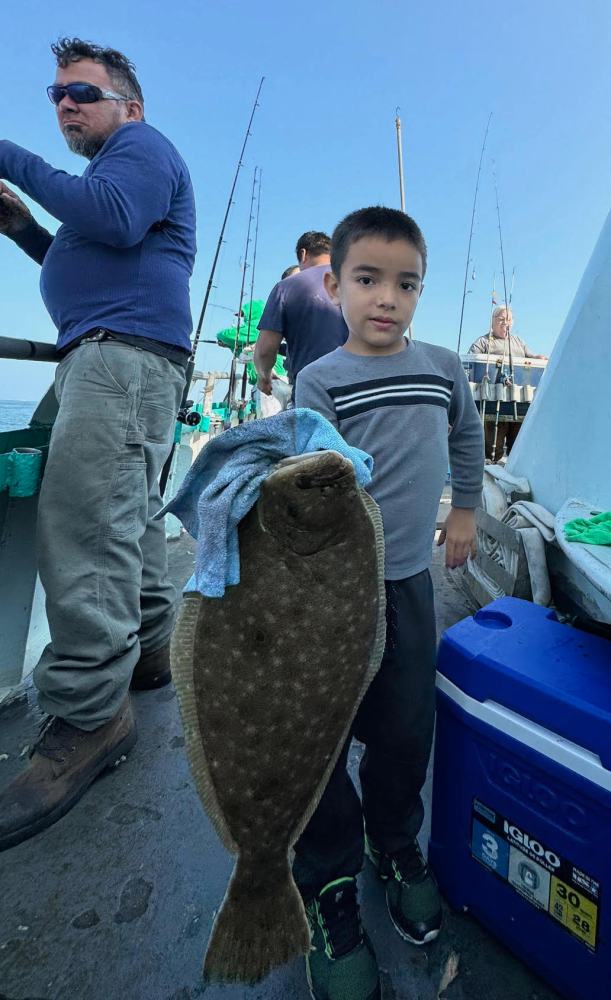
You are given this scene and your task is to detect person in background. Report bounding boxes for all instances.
[294,206,484,1000]
[468,306,546,459]
[0,37,196,852]
[254,230,348,395]
[277,263,300,370]
[468,306,546,359]
[281,264,300,279]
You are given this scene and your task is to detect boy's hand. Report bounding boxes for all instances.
[437,507,477,569]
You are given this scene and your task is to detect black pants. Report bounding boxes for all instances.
[293,571,437,900]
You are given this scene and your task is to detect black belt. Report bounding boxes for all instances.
[61,328,190,369]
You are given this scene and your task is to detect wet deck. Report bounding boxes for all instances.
[0,532,562,1000]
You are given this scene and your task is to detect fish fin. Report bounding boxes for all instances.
[291,489,387,843]
[203,854,310,984]
[360,489,388,682]
[171,593,239,854]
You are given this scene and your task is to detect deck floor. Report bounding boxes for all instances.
[0,530,562,1000]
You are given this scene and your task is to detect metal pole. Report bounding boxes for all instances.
[0,336,59,362]
[395,109,406,212]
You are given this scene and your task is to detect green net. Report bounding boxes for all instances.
[215,299,287,384]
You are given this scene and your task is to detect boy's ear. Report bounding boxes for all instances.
[324,269,341,305]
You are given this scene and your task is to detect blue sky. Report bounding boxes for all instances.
[2,0,611,401]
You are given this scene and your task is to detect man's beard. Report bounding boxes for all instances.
[63,126,108,160]
[62,125,106,159]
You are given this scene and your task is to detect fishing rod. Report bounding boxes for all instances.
[239,169,262,406]
[457,112,492,354]
[159,76,264,495]
[246,169,262,348]
[192,76,264,368]
[227,166,259,425]
[480,274,496,428]
[490,166,516,462]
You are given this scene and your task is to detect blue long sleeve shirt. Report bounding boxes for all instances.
[0,121,196,352]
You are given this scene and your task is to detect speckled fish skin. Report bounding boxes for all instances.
[171,449,386,985]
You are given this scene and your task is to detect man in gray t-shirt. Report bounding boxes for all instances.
[254,230,348,391]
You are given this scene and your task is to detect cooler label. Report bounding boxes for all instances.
[471,799,600,952]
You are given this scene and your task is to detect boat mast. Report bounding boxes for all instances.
[396,109,415,337]
[395,108,406,211]
[457,112,492,353]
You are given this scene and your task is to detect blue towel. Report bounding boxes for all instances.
[159,408,373,598]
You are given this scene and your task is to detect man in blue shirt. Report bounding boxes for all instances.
[254,231,348,395]
[0,38,196,851]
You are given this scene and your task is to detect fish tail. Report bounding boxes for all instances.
[203,854,310,984]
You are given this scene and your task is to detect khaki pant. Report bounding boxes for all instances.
[34,341,185,729]
[484,420,521,461]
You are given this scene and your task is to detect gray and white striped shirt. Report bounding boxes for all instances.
[296,340,484,579]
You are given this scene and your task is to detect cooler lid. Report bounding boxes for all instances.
[437,597,611,770]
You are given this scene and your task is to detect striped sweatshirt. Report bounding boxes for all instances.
[295,340,484,579]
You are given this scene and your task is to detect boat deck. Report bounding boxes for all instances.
[0,531,562,1000]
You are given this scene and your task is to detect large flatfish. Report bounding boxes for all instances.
[171,449,386,984]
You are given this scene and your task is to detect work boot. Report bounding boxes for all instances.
[305,877,381,1000]
[130,641,172,690]
[366,836,442,945]
[0,696,136,852]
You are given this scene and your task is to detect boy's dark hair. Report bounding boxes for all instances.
[295,231,331,259]
[51,37,144,105]
[331,206,427,279]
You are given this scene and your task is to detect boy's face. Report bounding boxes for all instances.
[324,236,423,355]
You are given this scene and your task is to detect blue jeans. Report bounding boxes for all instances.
[34,341,185,730]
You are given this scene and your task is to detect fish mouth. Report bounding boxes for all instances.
[273,450,354,489]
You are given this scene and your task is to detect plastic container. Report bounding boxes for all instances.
[429,598,611,1000]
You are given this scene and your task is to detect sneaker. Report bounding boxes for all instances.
[305,877,381,1000]
[130,641,172,690]
[0,695,136,852]
[366,836,442,945]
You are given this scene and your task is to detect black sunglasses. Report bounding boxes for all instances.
[47,82,129,106]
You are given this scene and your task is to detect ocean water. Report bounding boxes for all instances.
[0,400,37,433]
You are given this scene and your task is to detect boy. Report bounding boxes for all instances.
[294,207,484,1000]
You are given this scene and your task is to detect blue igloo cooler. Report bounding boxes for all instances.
[429,597,611,1000]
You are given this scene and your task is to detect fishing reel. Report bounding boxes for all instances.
[177,399,202,427]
